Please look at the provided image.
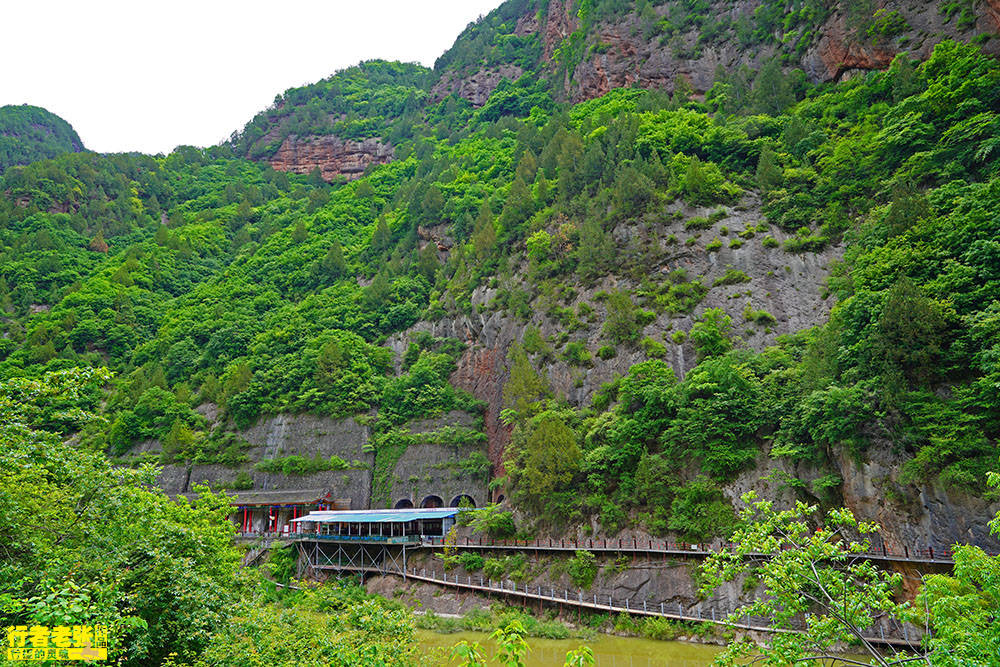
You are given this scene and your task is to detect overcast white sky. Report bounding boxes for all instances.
[1,0,505,155]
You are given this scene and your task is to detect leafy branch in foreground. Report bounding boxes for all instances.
[699,492,919,667]
[450,620,594,667]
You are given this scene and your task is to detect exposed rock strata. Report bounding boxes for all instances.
[434,0,998,107]
[268,134,393,182]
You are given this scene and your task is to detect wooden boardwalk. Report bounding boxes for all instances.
[400,566,925,650]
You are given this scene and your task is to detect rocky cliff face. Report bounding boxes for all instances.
[388,196,841,489]
[434,0,998,108]
[268,134,393,182]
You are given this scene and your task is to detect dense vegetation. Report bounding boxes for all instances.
[2,0,999,658]
[0,104,83,173]
[2,39,998,540]
[231,60,432,159]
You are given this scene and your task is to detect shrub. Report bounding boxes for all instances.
[713,269,751,286]
[761,235,779,248]
[567,550,598,589]
[458,552,485,572]
[671,330,687,343]
[641,336,668,358]
[684,216,712,230]
[729,238,743,249]
[483,558,505,580]
[706,237,722,251]
[783,227,828,252]
[668,475,737,541]
[743,304,777,324]
[562,341,592,366]
[596,345,617,360]
[467,504,517,538]
[254,454,350,476]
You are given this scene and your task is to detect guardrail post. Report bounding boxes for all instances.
[929,546,934,560]
[625,598,629,610]
[643,600,647,612]
[711,608,715,621]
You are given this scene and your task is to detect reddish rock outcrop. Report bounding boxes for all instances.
[984,0,1000,31]
[804,14,904,81]
[542,0,578,60]
[450,346,512,486]
[268,135,393,183]
[435,0,998,108]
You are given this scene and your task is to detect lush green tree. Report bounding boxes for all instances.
[502,343,551,420]
[700,493,913,666]
[0,368,240,666]
[689,308,732,361]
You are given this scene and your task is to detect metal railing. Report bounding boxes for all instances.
[420,535,967,564]
[403,565,924,647]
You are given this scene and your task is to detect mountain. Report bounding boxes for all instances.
[231,0,998,184]
[431,0,1000,103]
[2,1,999,552]
[3,4,1000,663]
[230,61,430,182]
[0,104,84,173]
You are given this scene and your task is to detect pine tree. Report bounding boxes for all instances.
[756,145,783,192]
[321,240,347,279]
[576,216,612,283]
[752,59,794,115]
[291,220,307,243]
[498,176,534,233]
[417,243,440,281]
[683,155,710,205]
[471,202,497,262]
[372,216,392,252]
[502,343,551,419]
[422,185,445,223]
[515,149,538,183]
[154,224,169,245]
[162,418,194,462]
[315,339,344,389]
[671,75,694,108]
[199,374,221,403]
[89,230,109,253]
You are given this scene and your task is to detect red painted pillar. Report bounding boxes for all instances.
[242,507,248,533]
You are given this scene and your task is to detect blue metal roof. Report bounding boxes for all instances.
[290,508,467,523]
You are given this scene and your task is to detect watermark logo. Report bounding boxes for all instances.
[5,625,108,661]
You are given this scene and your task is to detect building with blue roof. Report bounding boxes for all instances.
[291,506,475,577]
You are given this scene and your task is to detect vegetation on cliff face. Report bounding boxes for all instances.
[1,41,998,533]
[1,0,999,657]
[231,60,432,160]
[0,104,84,173]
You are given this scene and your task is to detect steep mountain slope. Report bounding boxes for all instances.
[230,61,430,182]
[433,0,999,104]
[0,2,997,554]
[0,104,84,173]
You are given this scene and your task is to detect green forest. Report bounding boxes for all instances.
[2,0,1000,661]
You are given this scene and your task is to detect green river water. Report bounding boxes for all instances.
[415,630,723,666]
